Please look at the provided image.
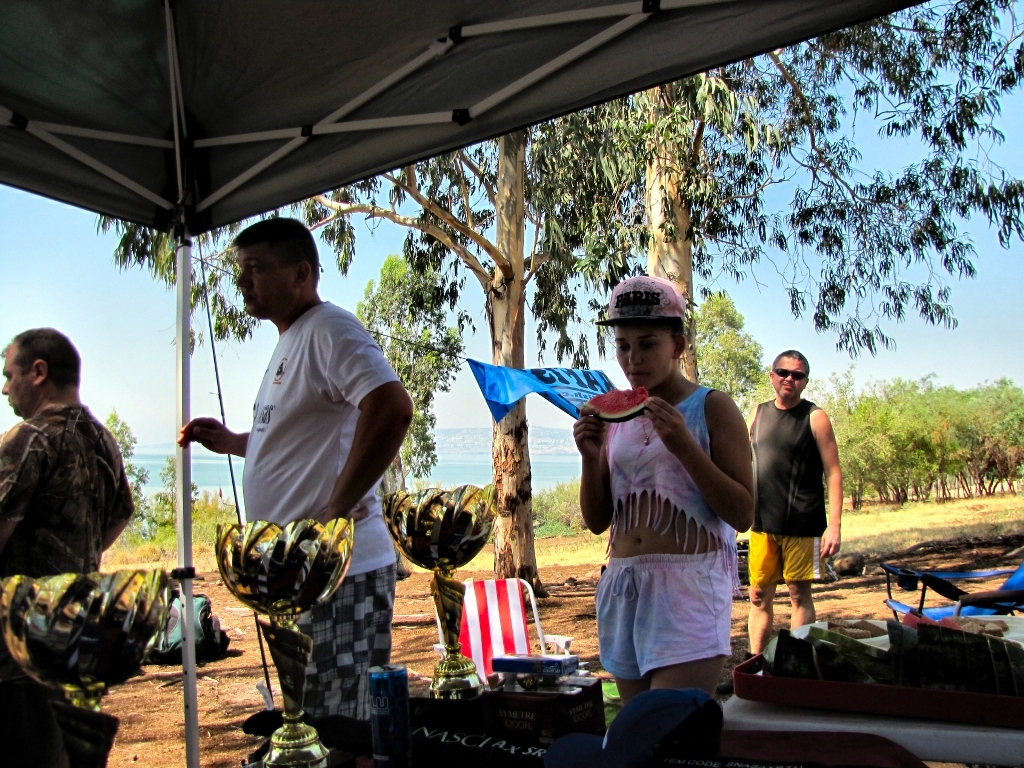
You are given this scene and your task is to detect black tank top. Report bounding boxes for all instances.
[751,399,826,536]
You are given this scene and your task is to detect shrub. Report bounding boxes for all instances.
[533,478,587,538]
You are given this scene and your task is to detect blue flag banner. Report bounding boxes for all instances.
[468,359,616,422]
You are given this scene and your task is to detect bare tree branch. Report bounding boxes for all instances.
[456,166,476,231]
[313,195,491,288]
[457,151,496,207]
[767,50,871,204]
[383,172,510,270]
[690,118,706,172]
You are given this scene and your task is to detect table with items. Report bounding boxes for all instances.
[242,667,941,768]
[722,616,1024,768]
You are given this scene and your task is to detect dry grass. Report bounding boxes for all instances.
[102,540,220,573]
[833,493,1024,555]
[526,493,1024,565]
[729,493,1024,555]
[103,493,1024,574]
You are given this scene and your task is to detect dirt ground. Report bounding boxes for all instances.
[101,532,1024,767]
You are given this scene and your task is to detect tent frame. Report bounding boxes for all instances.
[165,1,201,765]
[1,0,736,227]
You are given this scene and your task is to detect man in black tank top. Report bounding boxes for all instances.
[746,351,843,656]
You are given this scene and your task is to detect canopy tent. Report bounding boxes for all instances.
[1,1,918,765]
[2,0,919,233]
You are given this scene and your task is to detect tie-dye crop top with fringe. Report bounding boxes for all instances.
[606,386,739,583]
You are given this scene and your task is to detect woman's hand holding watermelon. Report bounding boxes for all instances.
[573,406,607,462]
[644,396,698,458]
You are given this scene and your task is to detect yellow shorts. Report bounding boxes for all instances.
[748,532,822,587]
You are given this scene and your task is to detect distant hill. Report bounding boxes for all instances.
[435,427,575,455]
[141,426,579,459]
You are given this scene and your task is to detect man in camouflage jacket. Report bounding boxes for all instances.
[0,328,134,765]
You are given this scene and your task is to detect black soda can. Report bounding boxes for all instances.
[369,664,411,768]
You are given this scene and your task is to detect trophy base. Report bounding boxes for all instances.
[429,651,483,699]
[263,719,329,768]
[49,699,120,768]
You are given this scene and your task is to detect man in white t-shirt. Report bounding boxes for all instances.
[180,218,413,719]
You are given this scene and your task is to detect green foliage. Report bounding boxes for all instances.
[151,455,199,528]
[814,373,1024,507]
[539,0,1024,356]
[745,374,778,416]
[533,478,587,538]
[97,215,262,344]
[138,455,234,550]
[298,135,595,364]
[694,292,764,407]
[104,410,151,536]
[357,255,464,479]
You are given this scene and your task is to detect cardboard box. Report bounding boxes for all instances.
[491,654,579,676]
[483,676,604,745]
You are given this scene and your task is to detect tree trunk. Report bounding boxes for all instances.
[645,84,698,382]
[489,130,545,596]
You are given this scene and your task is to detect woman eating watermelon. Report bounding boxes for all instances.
[573,275,754,701]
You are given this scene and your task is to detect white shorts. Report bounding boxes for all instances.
[596,552,733,679]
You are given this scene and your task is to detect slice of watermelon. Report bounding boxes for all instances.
[586,387,649,422]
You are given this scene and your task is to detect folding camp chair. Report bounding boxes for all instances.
[433,578,573,682]
[882,554,1024,620]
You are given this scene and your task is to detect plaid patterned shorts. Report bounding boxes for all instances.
[296,563,396,719]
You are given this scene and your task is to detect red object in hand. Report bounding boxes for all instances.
[585,387,649,422]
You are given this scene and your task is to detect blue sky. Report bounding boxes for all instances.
[2,161,1022,446]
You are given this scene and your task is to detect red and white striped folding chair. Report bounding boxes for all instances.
[433,578,573,683]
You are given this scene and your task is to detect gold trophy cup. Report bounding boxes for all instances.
[0,569,169,766]
[216,518,353,768]
[383,484,496,699]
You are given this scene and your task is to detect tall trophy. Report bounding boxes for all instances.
[383,484,496,699]
[216,518,353,768]
[0,569,169,768]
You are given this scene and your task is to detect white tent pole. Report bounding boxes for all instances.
[26,122,173,148]
[175,232,202,768]
[460,0,734,37]
[0,103,173,210]
[195,40,452,212]
[469,13,649,119]
[166,1,201,766]
[165,0,184,198]
[194,111,453,148]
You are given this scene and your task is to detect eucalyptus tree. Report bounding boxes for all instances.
[538,0,1024,378]
[694,292,764,410]
[105,410,151,537]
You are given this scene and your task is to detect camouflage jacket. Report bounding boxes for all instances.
[0,404,134,678]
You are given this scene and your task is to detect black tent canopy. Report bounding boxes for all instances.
[2,0,916,234]
[2,2,918,765]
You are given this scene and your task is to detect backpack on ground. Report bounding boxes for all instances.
[148,590,230,664]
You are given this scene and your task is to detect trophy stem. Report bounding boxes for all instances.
[259,617,329,768]
[429,570,483,699]
[66,687,104,713]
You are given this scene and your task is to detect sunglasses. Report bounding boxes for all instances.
[773,368,808,381]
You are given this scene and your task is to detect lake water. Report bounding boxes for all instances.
[136,451,582,497]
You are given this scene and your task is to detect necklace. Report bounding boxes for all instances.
[641,417,653,446]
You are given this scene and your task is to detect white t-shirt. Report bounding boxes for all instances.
[243,301,399,577]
